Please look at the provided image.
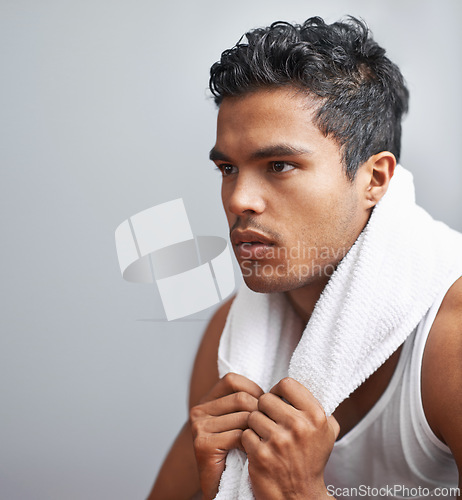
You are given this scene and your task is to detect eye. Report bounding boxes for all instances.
[217,164,238,176]
[270,161,295,173]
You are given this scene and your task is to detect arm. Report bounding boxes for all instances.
[422,276,462,498]
[147,296,234,500]
[148,296,263,500]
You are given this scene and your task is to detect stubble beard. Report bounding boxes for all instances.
[239,256,339,294]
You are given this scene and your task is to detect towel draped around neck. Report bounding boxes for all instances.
[215,165,462,499]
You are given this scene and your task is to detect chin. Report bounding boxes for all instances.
[242,276,284,293]
[241,271,301,294]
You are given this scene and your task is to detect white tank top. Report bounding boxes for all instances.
[323,282,459,499]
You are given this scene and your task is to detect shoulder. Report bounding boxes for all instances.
[188,295,235,409]
[422,276,462,463]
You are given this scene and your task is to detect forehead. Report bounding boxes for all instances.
[215,88,325,153]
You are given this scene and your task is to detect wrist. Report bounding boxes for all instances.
[306,480,333,500]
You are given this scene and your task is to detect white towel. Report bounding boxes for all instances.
[215,165,462,499]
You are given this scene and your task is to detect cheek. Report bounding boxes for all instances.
[321,192,363,245]
[286,188,336,224]
[221,186,232,219]
[285,187,360,243]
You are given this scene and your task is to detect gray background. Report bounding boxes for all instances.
[1,0,461,498]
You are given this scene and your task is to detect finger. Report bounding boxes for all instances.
[328,414,340,440]
[270,377,325,413]
[241,427,263,455]
[203,391,259,416]
[197,411,251,434]
[257,392,298,424]
[196,428,245,453]
[247,410,278,441]
[205,373,264,402]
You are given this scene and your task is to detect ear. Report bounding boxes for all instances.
[361,152,396,209]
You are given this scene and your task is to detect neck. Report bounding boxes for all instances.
[284,276,330,324]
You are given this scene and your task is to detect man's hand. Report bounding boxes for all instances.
[189,372,264,500]
[242,377,340,500]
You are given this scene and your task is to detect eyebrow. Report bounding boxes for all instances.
[209,143,313,162]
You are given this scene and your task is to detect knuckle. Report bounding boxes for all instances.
[188,405,203,423]
[222,372,239,391]
[193,434,210,454]
[189,406,209,438]
[189,418,204,438]
[290,416,308,438]
[272,429,290,449]
[279,377,293,389]
[254,443,270,462]
[234,391,253,409]
[257,393,272,411]
[310,407,327,429]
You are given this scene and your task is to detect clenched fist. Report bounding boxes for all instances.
[189,373,264,500]
[242,377,340,500]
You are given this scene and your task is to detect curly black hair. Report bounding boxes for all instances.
[209,17,409,179]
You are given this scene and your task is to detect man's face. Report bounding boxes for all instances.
[210,87,371,293]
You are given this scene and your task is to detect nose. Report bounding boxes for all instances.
[225,171,266,216]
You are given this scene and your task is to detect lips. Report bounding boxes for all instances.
[231,229,275,260]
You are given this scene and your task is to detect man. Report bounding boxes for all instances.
[149,17,462,499]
